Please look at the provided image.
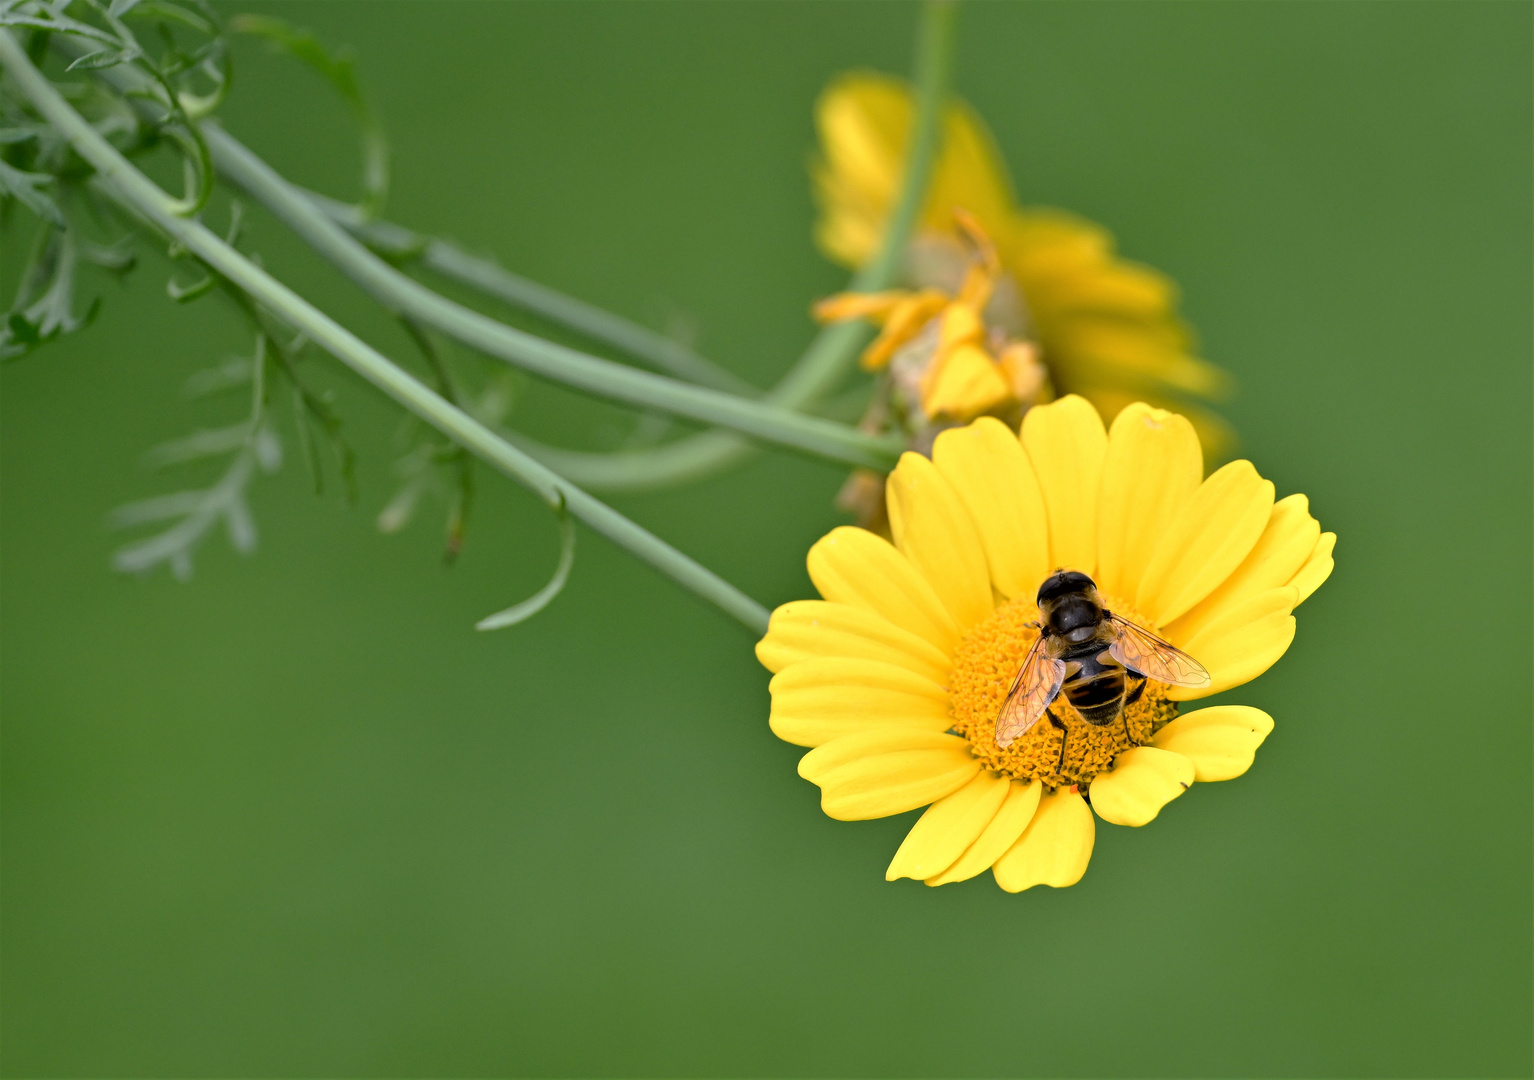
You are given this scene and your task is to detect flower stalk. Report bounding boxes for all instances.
[43,28,911,473]
[201,124,905,472]
[301,0,958,493]
[0,27,772,633]
[309,191,759,398]
[2,0,959,628]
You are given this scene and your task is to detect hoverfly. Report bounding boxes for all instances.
[995,570,1212,750]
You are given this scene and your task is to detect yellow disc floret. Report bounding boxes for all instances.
[948,592,1177,789]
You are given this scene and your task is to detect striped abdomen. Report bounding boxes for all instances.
[1060,648,1146,726]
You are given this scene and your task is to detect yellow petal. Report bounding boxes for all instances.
[1095,402,1202,602]
[1171,584,1295,652]
[1135,459,1275,625]
[1045,318,1230,399]
[862,291,949,370]
[755,600,951,683]
[1020,394,1107,576]
[938,303,985,350]
[1291,532,1336,604]
[799,730,979,821]
[798,727,959,779]
[807,526,960,653]
[924,100,1017,239]
[814,200,882,269]
[1033,260,1175,319]
[954,258,997,313]
[1169,590,1296,700]
[893,291,952,329]
[997,341,1045,402]
[931,417,1050,601]
[885,452,993,631]
[1075,385,1236,469]
[925,779,1042,885]
[864,294,950,372]
[812,77,905,266]
[923,344,1014,421]
[768,657,951,748]
[859,327,909,373]
[812,290,907,323]
[1006,209,1112,280]
[1088,746,1194,826]
[886,770,1011,881]
[1152,705,1274,782]
[1164,494,1319,644]
[811,74,1017,268]
[992,787,1094,891]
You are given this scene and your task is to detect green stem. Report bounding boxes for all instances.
[57,32,897,470]
[483,0,957,490]
[0,29,770,635]
[202,123,900,471]
[310,191,759,398]
[502,427,755,493]
[845,0,955,297]
[66,0,956,490]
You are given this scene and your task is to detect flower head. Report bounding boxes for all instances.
[814,210,1046,426]
[812,72,1233,455]
[756,396,1334,890]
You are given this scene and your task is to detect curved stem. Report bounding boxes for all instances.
[494,0,957,490]
[0,28,771,635]
[309,191,759,398]
[786,0,957,394]
[501,426,754,493]
[65,0,956,489]
[55,33,897,470]
[203,123,900,471]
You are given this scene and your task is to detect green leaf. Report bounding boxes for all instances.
[270,341,354,502]
[0,10,120,48]
[0,227,102,361]
[476,495,576,630]
[65,44,142,70]
[5,312,42,350]
[231,13,388,216]
[0,159,65,226]
[80,238,137,274]
[141,423,253,469]
[166,270,215,302]
[289,379,324,495]
[121,0,213,34]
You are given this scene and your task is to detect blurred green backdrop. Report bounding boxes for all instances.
[3,2,1530,1076]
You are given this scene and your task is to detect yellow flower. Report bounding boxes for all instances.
[813,72,1233,455]
[812,211,1045,423]
[756,396,1334,890]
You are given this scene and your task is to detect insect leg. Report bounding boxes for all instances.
[1122,674,1148,745]
[1046,708,1070,781]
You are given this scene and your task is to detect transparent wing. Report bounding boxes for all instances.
[995,635,1066,749]
[1106,612,1212,688]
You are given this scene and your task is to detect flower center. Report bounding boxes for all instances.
[948,592,1178,789]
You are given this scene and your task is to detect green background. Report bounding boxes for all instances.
[3,2,1530,1076]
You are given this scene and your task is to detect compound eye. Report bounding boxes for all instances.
[1036,569,1096,605]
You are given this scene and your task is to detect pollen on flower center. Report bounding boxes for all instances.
[948,592,1178,789]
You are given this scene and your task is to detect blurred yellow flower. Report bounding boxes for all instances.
[813,72,1233,455]
[813,210,1045,424]
[756,396,1334,890]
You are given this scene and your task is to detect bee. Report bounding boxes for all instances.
[996,570,1212,751]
